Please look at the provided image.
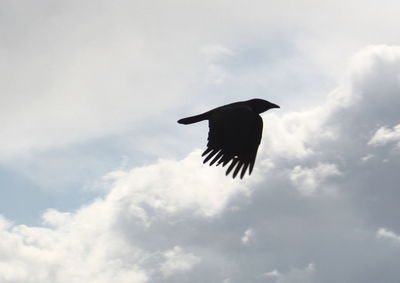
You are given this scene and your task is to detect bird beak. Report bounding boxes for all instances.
[271,103,280,109]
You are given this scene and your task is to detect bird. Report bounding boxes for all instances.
[178,98,279,179]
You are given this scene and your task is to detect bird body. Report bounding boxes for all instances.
[178,99,279,179]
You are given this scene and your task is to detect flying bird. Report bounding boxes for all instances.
[178,98,279,179]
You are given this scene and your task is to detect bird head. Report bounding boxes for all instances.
[246,98,280,114]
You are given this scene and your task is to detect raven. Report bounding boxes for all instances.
[178,99,279,179]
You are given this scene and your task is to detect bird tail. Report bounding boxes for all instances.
[177,112,209,124]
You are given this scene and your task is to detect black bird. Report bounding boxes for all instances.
[178,98,279,179]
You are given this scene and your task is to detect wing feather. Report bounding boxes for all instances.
[203,106,263,179]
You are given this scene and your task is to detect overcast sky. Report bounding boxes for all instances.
[1,0,400,282]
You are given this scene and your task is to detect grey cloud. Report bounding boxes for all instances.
[4,0,400,160]
[2,45,400,283]
[2,43,400,282]
[2,0,400,282]
[121,45,400,282]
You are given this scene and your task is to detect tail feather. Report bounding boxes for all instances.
[177,112,209,124]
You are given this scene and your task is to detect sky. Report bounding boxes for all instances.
[1,0,400,282]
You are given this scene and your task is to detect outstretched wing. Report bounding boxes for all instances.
[202,105,263,179]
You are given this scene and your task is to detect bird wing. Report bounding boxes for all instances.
[202,105,263,179]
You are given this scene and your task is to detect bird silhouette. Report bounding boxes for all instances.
[178,99,279,179]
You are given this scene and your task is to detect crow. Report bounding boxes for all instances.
[178,98,279,179]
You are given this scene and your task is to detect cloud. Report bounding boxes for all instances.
[160,246,200,278]
[0,198,202,283]
[259,264,315,283]
[4,0,400,162]
[289,163,341,195]
[201,45,235,84]
[241,228,255,245]
[0,0,226,160]
[1,44,400,282]
[368,124,400,147]
[276,263,315,283]
[0,148,252,282]
[0,208,151,283]
[103,150,251,223]
[2,44,400,283]
[261,269,281,278]
[377,228,400,244]
[3,0,400,280]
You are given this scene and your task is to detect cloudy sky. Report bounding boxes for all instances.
[1,0,400,282]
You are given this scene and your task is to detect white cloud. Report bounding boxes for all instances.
[0,148,244,282]
[289,163,341,195]
[260,264,315,283]
[241,228,255,245]
[0,211,148,283]
[361,154,374,162]
[261,269,281,278]
[368,124,400,147]
[160,246,200,278]
[104,150,249,223]
[377,228,400,244]
[0,194,203,283]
